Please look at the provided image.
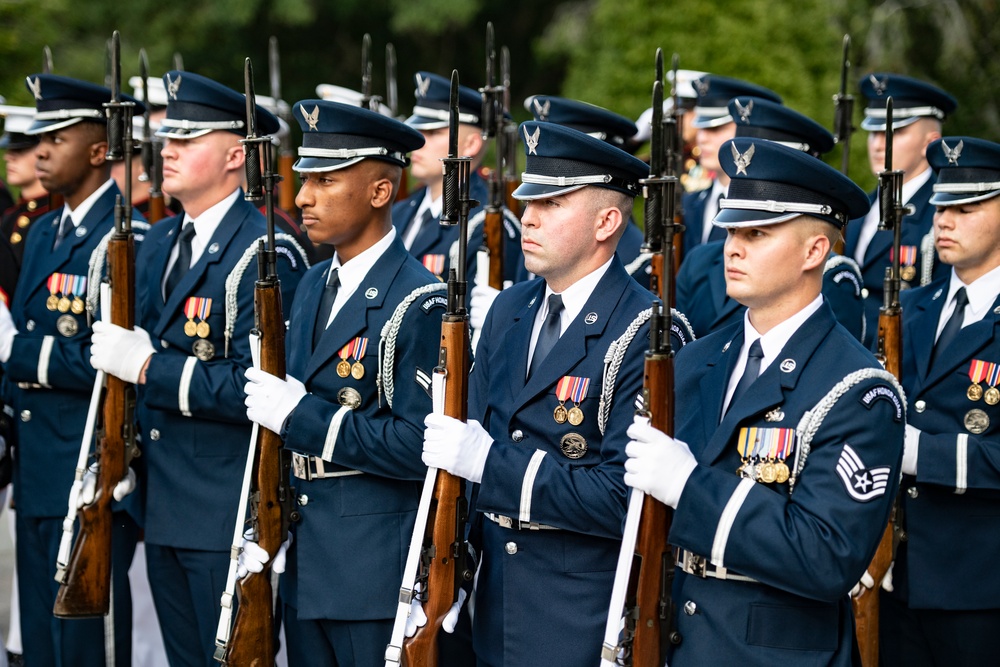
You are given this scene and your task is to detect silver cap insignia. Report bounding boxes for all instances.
[734,98,753,123]
[301,104,320,131]
[869,74,888,96]
[731,142,755,176]
[532,98,550,121]
[416,74,430,99]
[941,138,964,165]
[166,73,182,100]
[523,125,540,155]
[27,76,42,101]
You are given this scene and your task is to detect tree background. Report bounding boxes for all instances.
[1,0,995,191]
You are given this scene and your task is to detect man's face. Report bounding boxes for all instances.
[520,187,614,289]
[409,127,449,184]
[33,123,105,196]
[866,119,939,179]
[295,162,375,246]
[934,197,1000,281]
[723,220,815,309]
[695,122,736,173]
[160,132,239,204]
[4,146,39,189]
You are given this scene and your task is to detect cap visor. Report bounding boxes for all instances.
[404,113,449,131]
[512,181,586,201]
[860,115,921,132]
[690,114,733,130]
[713,208,801,227]
[155,126,214,140]
[25,117,86,135]
[293,156,365,173]
[929,190,1000,207]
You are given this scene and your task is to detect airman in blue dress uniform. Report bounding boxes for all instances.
[844,73,957,347]
[421,120,673,666]
[89,70,307,666]
[678,96,866,341]
[625,138,905,666]
[0,73,145,667]
[879,137,1000,666]
[241,98,443,667]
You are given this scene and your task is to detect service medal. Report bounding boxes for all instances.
[57,296,71,313]
[46,295,59,311]
[46,273,63,311]
[985,363,1000,406]
[560,432,587,459]
[775,461,790,484]
[70,297,85,315]
[986,387,1000,406]
[900,265,916,282]
[553,404,568,424]
[338,387,362,410]
[196,321,211,339]
[760,461,777,484]
[56,314,78,337]
[336,360,351,378]
[183,298,199,337]
[192,339,215,361]
[557,376,590,428]
[967,360,990,402]
[968,384,984,401]
[964,408,990,435]
[351,362,365,380]
[894,245,918,283]
[567,406,584,426]
[184,320,198,337]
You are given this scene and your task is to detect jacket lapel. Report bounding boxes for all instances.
[503,281,546,402]
[920,293,1000,393]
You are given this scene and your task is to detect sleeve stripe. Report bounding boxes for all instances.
[178,357,197,417]
[321,406,351,462]
[519,450,547,523]
[38,336,54,387]
[955,434,968,495]
[711,477,755,567]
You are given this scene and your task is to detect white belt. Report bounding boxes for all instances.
[484,512,560,531]
[676,550,758,583]
[290,452,363,481]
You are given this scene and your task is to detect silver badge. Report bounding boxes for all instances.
[338,387,362,410]
[523,125,540,155]
[365,287,378,299]
[192,339,215,361]
[941,138,964,165]
[27,76,43,101]
[416,73,431,98]
[166,73,182,100]
[560,433,588,459]
[56,314,78,337]
[722,341,731,353]
[300,104,320,131]
[964,408,990,435]
[584,312,598,325]
[869,74,888,96]
[933,288,943,300]
[75,225,87,238]
[734,98,754,123]
[208,242,220,254]
[765,407,785,422]
[780,359,796,373]
[532,98,551,121]
[731,142,755,176]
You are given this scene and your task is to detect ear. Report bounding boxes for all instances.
[89,140,109,167]
[461,130,485,158]
[224,142,247,173]
[802,231,831,272]
[594,205,624,243]
[370,177,395,209]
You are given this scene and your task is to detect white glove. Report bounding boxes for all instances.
[403,585,467,637]
[470,282,510,331]
[91,321,156,384]
[0,300,17,363]
[881,561,895,593]
[902,424,920,476]
[237,530,292,578]
[77,463,137,507]
[624,415,697,508]
[244,367,307,434]
[422,413,493,484]
[849,569,876,598]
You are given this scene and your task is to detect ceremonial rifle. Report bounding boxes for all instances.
[663,53,686,278]
[385,71,475,667]
[173,52,185,71]
[269,36,297,215]
[500,46,519,214]
[138,49,166,223]
[54,29,139,618]
[479,22,506,291]
[386,42,410,200]
[832,35,855,177]
[360,34,383,113]
[854,97,908,667]
[601,50,681,666]
[213,57,298,667]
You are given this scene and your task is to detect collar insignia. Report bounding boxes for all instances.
[941,138,964,165]
[166,73,182,101]
[532,98,550,121]
[27,76,42,101]
[731,142,755,176]
[734,98,753,123]
[301,104,320,131]
[523,125,540,155]
[869,74,888,96]
[416,74,431,99]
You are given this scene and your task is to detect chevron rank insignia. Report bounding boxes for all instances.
[836,444,891,502]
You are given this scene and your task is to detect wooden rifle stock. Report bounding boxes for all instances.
[278,155,296,213]
[483,209,504,290]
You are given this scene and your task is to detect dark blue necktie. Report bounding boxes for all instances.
[930,287,968,367]
[313,268,340,347]
[726,338,764,414]
[53,213,73,250]
[528,294,563,379]
[164,222,195,298]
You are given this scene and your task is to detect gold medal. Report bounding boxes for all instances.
[351,361,365,380]
[559,433,588,459]
[775,461,790,484]
[57,296,71,313]
[900,265,916,282]
[71,297,85,315]
[964,409,990,435]
[986,387,1000,406]
[759,461,777,484]
[336,360,351,378]
[567,406,584,426]
[553,404,568,424]
[184,320,198,337]
[46,295,59,311]
[196,320,211,338]
[968,384,984,401]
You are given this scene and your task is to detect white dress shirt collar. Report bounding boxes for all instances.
[325,227,398,326]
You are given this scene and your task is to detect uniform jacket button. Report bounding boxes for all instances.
[298,494,309,506]
[161,340,170,349]
[907,487,918,499]
[504,541,517,555]
[914,400,926,413]
[684,600,697,616]
[25,320,35,331]
[20,410,31,422]
[149,428,161,441]
[511,429,523,442]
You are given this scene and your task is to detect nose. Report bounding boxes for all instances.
[294,180,313,209]
[521,202,538,228]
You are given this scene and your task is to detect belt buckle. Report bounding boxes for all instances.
[683,551,706,577]
[493,514,514,529]
[291,453,311,481]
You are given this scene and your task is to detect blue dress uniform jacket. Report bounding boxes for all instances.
[667,303,904,666]
[135,196,305,551]
[845,180,947,346]
[893,280,1000,609]
[681,185,725,257]
[617,220,651,290]
[468,258,653,666]
[677,241,866,341]
[279,237,445,621]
